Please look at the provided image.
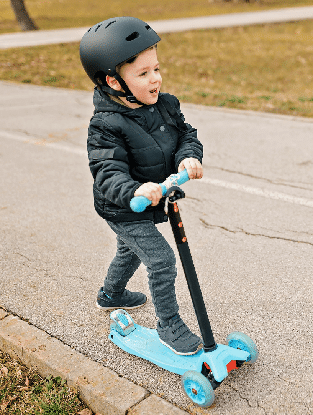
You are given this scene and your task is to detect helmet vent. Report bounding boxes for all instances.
[105,20,116,29]
[126,31,140,42]
[95,24,102,32]
[145,25,151,30]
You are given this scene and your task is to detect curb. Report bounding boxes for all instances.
[0,308,188,415]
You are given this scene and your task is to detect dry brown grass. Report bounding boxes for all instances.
[0,20,312,117]
[159,21,313,116]
[0,349,92,414]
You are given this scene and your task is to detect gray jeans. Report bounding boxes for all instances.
[103,219,179,321]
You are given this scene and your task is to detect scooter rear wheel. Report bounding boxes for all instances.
[181,370,215,407]
[226,331,258,363]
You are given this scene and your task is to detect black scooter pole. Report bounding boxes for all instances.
[167,201,216,352]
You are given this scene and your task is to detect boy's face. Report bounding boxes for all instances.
[119,47,162,107]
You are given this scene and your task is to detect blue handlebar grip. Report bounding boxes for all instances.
[130,195,151,213]
[130,169,190,212]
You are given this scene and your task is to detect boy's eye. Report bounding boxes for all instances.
[139,67,160,77]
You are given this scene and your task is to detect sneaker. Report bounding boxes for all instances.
[96,288,147,310]
[157,315,203,355]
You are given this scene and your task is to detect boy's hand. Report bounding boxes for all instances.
[178,158,203,180]
[134,182,163,206]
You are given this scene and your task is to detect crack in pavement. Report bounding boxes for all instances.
[8,252,88,282]
[256,225,313,238]
[207,166,313,192]
[200,219,313,247]
[228,383,267,414]
[229,376,313,415]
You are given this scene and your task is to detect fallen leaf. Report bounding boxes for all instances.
[1,367,8,376]
[0,402,9,410]
[9,395,17,402]
[77,409,92,415]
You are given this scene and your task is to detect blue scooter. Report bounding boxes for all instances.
[109,170,258,407]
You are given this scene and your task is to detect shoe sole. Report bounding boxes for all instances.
[159,338,203,356]
[96,300,146,311]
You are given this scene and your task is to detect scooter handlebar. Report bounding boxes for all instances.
[130,169,190,212]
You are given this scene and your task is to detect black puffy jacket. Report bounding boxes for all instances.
[87,88,203,223]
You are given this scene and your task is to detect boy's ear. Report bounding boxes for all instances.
[106,75,122,91]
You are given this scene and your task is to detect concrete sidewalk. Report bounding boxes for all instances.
[1,6,313,49]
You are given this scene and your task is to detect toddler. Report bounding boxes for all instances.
[80,16,203,355]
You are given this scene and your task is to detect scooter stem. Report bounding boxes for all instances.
[167,202,216,352]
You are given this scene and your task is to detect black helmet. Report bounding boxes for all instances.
[79,16,161,103]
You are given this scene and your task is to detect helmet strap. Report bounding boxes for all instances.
[99,85,125,98]
[113,74,144,106]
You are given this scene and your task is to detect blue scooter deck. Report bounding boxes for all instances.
[109,323,203,375]
[109,323,250,380]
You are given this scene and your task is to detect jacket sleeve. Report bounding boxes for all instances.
[165,95,203,170]
[87,113,141,209]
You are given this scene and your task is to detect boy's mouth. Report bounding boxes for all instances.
[150,88,158,94]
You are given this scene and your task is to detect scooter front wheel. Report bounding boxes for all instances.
[226,331,258,363]
[181,370,215,407]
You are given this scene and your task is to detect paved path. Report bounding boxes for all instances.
[1,6,313,49]
[1,80,312,414]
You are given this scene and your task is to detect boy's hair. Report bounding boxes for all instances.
[95,45,157,87]
[116,44,157,74]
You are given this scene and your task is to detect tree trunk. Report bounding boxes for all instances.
[10,0,38,31]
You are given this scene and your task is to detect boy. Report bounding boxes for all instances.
[80,16,203,355]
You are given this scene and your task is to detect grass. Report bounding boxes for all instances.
[0,20,312,117]
[159,21,313,117]
[0,349,93,415]
[1,0,313,33]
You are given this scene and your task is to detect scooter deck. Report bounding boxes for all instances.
[110,323,203,375]
[109,324,249,379]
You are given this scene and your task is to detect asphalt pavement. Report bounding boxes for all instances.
[1,6,313,48]
[1,80,312,414]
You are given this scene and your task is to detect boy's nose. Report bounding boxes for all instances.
[151,71,161,83]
